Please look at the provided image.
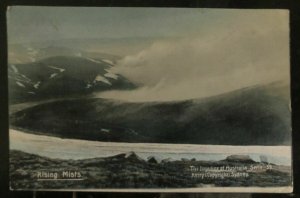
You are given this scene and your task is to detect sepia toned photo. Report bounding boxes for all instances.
[7,7,292,192]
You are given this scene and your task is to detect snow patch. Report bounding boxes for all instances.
[21,74,31,82]
[28,92,36,95]
[14,77,30,84]
[11,65,18,73]
[86,84,92,89]
[102,59,114,65]
[48,66,65,72]
[101,129,110,133]
[94,75,111,85]
[34,81,41,89]
[16,81,25,88]
[104,69,118,80]
[86,57,102,64]
[10,129,292,165]
[50,73,58,79]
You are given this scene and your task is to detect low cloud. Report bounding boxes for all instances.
[96,11,289,102]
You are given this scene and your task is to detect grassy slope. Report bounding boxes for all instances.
[10,82,291,145]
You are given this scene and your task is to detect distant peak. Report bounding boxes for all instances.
[147,156,158,164]
[111,151,144,162]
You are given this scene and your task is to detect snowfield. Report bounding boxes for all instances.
[10,129,291,165]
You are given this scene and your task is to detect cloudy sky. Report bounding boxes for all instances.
[7,7,212,42]
[7,6,274,43]
[7,7,290,101]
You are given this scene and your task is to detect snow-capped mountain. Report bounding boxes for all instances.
[8,55,135,103]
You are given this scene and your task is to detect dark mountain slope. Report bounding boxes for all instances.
[8,56,135,103]
[10,82,291,145]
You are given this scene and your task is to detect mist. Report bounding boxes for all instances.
[95,10,290,102]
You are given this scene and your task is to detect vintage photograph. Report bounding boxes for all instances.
[7,7,292,192]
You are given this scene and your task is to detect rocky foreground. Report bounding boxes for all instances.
[10,150,292,190]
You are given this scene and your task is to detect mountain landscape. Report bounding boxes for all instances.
[10,150,291,189]
[7,7,292,192]
[8,47,136,103]
[7,43,292,191]
[8,37,159,63]
[10,81,290,145]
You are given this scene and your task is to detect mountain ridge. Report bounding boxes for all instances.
[10,82,291,145]
[8,55,136,103]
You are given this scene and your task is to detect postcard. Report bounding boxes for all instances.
[8,6,292,192]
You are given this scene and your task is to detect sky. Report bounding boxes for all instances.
[8,6,252,43]
[7,7,290,102]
